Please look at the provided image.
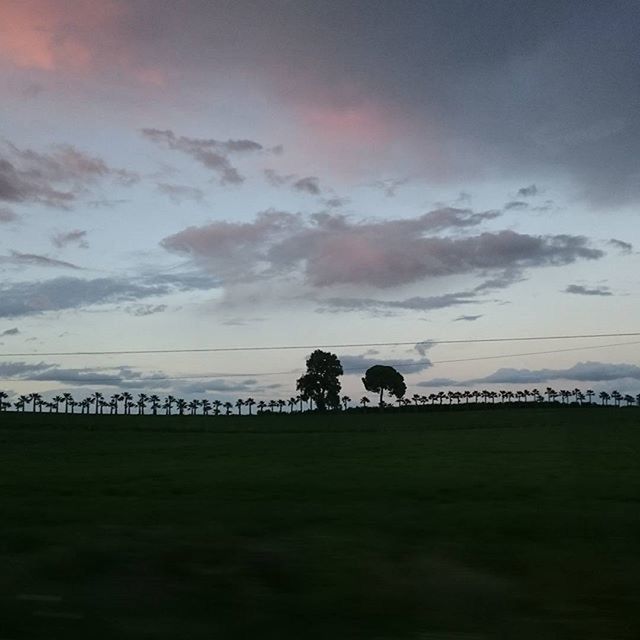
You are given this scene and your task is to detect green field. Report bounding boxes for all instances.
[1,407,639,639]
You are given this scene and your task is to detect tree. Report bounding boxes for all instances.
[296,350,343,411]
[362,365,406,407]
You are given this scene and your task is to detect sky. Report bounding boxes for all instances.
[1,0,639,403]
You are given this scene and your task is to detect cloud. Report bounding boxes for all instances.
[156,183,205,203]
[1,327,19,336]
[608,238,633,254]
[0,272,218,318]
[565,284,612,296]
[371,177,410,198]
[0,207,18,223]
[0,141,138,208]
[517,185,539,198]
[51,230,89,249]
[1,251,82,270]
[338,352,432,374]
[125,304,168,317]
[162,208,600,294]
[504,201,528,210]
[142,128,269,185]
[416,378,460,388]
[293,176,321,195]
[414,340,436,356]
[454,314,483,322]
[323,291,478,313]
[472,361,640,385]
[264,169,322,195]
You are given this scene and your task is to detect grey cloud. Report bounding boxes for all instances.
[517,185,539,198]
[0,207,18,222]
[608,238,632,254]
[565,284,612,296]
[293,176,321,195]
[504,201,528,210]
[125,304,168,317]
[371,178,410,198]
[323,291,477,313]
[265,169,322,195]
[0,271,218,318]
[1,327,19,336]
[416,377,460,388]
[323,197,350,208]
[454,314,483,322]
[471,361,640,385]
[338,353,432,374]
[51,230,89,249]
[0,142,138,209]
[163,209,598,291]
[157,182,205,203]
[414,340,436,356]
[142,128,268,185]
[2,251,82,270]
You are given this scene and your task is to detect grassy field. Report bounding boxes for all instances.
[1,407,639,639]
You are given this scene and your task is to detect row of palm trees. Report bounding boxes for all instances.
[1,386,639,416]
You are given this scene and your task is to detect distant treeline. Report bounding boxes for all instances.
[0,387,638,417]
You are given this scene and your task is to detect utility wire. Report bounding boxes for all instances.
[0,331,639,358]
[1,338,638,385]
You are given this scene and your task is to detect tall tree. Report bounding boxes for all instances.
[296,350,343,411]
[362,365,406,407]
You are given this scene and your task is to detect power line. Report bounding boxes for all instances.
[0,331,639,358]
[1,338,639,385]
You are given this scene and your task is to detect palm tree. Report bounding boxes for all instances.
[277,399,286,413]
[0,391,8,411]
[15,399,25,412]
[223,401,233,415]
[60,392,73,413]
[162,396,173,415]
[212,400,222,416]
[611,390,622,407]
[245,397,255,415]
[257,400,266,414]
[188,399,200,416]
[624,394,635,407]
[268,400,277,413]
[137,393,148,415]
[90,392,104,415]
[176,398,187,415]
[121,392,134,415]
[235,398,244,415]
[29,393,42,412]
[636,393,640,407]
[149,395,160,416]
[586,389,595,404]
[341,396,351,411]
[287,397,297,413]
[50,395,63,412]
[201,399,212,416]
[360,396,370,409]
[599,391,610,406]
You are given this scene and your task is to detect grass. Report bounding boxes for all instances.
[0,407,639,639]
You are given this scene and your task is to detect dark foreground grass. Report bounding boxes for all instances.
[1,407,639,639]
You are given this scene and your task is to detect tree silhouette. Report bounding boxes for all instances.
[137,393,148,415]
[360,396,370,409]
[149,395,160,415]
[236,398,244,415]
[341,395,351,411]
[245,397,255,415]
[296,350,343,411]
[362,365,406,407]
[0,391,8,411]
[223,401,233,415]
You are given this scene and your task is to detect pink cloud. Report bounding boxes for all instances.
[0,0,166,87]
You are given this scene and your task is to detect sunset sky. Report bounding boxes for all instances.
[1,0,639,403]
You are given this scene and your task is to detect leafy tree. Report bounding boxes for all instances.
[296,350,343,411]
[362,365,406,407]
